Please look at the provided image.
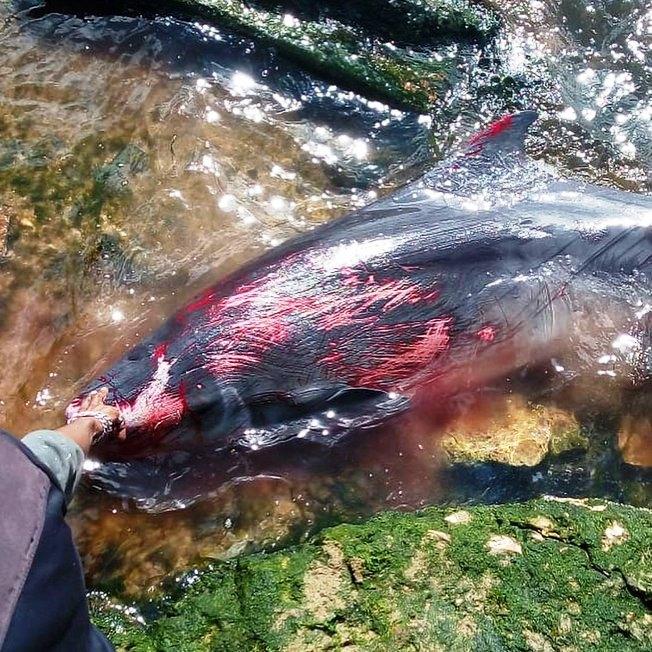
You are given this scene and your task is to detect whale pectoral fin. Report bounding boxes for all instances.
[236,386,411,450]
[84,449,252,512]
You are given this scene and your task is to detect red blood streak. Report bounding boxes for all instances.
[476,325,496,342]
[183,289,217,314]
[467,114,514,145]
[153,343,168,360]
[177,250,451,390]
[466,114,515,156]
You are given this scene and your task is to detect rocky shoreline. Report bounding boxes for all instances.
[92,497,652,651]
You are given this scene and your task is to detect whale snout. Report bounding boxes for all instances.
[67,350,159,445]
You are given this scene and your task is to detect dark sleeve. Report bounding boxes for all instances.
[21,429,85,504]
[0,431,113,652]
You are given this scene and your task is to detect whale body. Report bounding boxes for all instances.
[68,112,651,503]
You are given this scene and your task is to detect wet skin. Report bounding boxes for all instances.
[68,112,651,500]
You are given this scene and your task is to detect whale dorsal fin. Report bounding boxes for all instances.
[462,110,538,158]
[422,110,551,200]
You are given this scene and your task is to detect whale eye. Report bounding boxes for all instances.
[127,344,148,361]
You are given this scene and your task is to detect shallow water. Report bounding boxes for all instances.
[0,5,432,432]
[0,0,650,596]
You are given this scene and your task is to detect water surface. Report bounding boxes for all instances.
[0,0,649,596]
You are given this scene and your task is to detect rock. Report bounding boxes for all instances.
[72,475,313,597]
[527,515,560,539]
[441,398,588,467]
[91,499,652,650]
[52,0,498,111]
[444,509,472,525]
[93,144,148,196]
[618,415,652,467]
[250,0,498,44]
[301,541,348,621]
[0,191,36,259]
[68,143,149,226]
[602,521,628,552]
[486,534,522,556]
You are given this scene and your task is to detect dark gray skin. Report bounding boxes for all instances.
[69,112,651,508]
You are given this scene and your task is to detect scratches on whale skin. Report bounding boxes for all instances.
[119,355,185,434]
[184,252,451,389]
[97,250,455,453]
[321,316,452,390]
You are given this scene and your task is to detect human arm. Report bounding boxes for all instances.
[21,388,124,503]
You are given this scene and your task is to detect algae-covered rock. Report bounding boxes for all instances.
[67,143,148,226]
[0,128,146,227]
[0,129,148,316]
[92,498,652,651]
[251,0,498,44]
[441,398,588,467]
[51,0,498,111]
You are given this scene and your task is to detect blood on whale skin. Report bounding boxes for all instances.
[98,249,454,454]
[195,253,451,388]
[67,110,652,467]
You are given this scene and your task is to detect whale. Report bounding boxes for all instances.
[67,111,651,506]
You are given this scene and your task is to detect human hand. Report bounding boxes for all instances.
[59,387,125,454]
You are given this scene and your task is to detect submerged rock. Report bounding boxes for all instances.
[91,498,652,650]
[619,415,652,468]
[48,0,498,111]
[0,198,10,257]
[441,398,588,467]
[244,0,498,45]
[67,143,149,226]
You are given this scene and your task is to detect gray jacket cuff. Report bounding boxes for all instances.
[21,430,84,504]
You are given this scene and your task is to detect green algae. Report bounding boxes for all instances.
[250,1,498,45]
[51,0,497,111]
[164,0,456,111]
[0,128,145,226]
[0,115,147,284]
[92,498,652,651]
[69,143,148,226]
